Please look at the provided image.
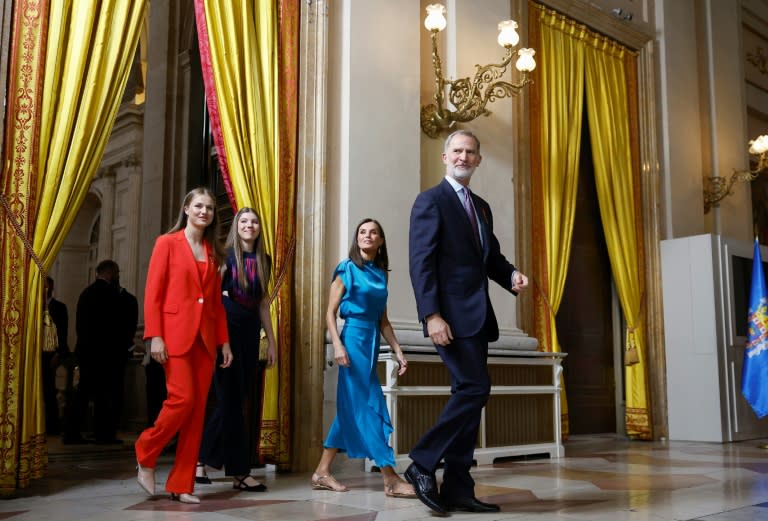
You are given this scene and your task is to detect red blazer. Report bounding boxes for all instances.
[143,230,228,356]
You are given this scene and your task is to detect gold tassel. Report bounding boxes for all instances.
[624,329,639,366]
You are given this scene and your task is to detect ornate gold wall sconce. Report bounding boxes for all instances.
[420,3,536,138]
[703,135,768,213]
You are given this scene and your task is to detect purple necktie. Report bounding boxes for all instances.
[461,187,480,246]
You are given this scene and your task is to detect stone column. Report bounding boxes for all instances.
[292,0,331,472]
[95,169,116,263]
[138,0,177,315]
[113,160,142,294]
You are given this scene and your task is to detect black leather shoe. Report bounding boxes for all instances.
[442,496,501,513]
[404,462,446,514]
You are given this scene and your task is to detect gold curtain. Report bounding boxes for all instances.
[197,0,296,466]
[530,2,651,439]
[530,3,589,437]
[273,0,298,466]
[584,41,651,439]
[0,0,146,491]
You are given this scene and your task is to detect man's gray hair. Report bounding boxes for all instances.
[444,129,481,153]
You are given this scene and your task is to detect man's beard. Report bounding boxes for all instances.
[450,165,475,180]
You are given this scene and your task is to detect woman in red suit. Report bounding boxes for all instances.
[136,187,233,504]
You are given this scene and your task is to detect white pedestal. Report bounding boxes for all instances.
[661,233,768,441]
[369,344,566,472]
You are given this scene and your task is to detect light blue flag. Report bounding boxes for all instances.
[741,239,768,418]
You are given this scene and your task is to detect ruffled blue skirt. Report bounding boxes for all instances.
[324,317,395,468]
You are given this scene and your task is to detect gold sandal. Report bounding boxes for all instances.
[311,473,348,492]
[384,478,416,498]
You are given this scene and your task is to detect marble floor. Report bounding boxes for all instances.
[3,433,768,520]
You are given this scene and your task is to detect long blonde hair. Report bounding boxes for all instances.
[168,187,225,265]
[226,207,271,295]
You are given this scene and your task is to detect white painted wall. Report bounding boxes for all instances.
[327,0,421,329]
[423,0,524,334]
[656,0,753,241]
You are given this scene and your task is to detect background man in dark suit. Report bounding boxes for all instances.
[43,277,69,435]
[406,129,529,514]
[65,260,125,444]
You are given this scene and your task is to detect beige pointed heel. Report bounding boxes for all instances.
[170,492,200,504]
[136,460,156,496]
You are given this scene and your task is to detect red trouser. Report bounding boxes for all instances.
[135,338,214,494]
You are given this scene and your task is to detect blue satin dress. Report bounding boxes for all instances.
[324,258,396,468]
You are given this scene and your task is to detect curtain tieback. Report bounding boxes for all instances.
[265,235,296,307]
[532,276,555,317]
[625,291,646,335]
[624,291,646,366]
[532,275,560,352]
[0,164,46,279]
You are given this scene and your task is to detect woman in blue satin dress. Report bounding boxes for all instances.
[311,218,415,498]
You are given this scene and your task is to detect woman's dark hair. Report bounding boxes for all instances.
[226,206,271,294]
[348,218,389,274]
[168,187,225,265]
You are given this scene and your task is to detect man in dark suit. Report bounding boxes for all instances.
[65,260,125,444]
[406,130,528,514]
[43,277,69,435]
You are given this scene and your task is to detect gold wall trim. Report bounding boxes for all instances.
[535,0,654,50]
[637,42,667,439]
[292,0,329,472]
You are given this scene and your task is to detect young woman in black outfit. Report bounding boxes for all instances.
[196,207,277,491]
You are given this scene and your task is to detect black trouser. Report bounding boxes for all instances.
[66,356,125,442]
[41,352,60,434]
[408,333,491,499]
[198,346,264,476]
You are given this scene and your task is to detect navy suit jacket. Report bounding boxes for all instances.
[75,278,123,361]
[409,178,516,342]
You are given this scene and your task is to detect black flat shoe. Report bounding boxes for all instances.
[195,463,211,484]
[233,475,267,492]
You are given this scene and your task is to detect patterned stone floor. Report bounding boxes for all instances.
[3,433,768,520]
